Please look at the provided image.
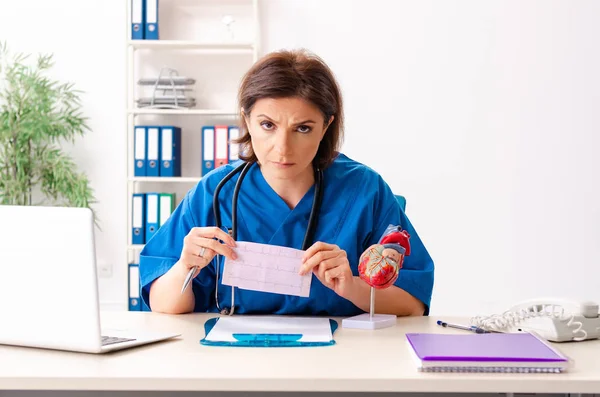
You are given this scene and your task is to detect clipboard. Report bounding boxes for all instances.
[200,317,339,347]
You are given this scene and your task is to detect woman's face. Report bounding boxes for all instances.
[243,96,332,182]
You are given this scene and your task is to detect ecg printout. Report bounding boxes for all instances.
[222,242,312,297]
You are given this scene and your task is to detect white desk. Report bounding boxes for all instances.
[0,312,598,395]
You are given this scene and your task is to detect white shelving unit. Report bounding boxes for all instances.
[127,108,238,115]
[128,40,255,52]
[128,176,203,183]
[124,0,260,307]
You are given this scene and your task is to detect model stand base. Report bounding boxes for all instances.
[342,313,397,329]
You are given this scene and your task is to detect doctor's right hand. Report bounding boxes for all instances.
[179,227,237,276]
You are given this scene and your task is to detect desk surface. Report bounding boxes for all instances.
[0,312,598,393]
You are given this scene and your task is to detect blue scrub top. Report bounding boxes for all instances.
[139,153,435,316]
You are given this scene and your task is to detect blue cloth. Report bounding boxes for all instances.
[139,153,435,316]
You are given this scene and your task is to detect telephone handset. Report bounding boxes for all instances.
[470,298,600,342]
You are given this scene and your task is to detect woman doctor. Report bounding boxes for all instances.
[139,49,434,317]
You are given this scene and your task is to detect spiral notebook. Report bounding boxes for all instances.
[406,332,571,373]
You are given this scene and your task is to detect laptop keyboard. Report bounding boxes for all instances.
[101,335,136,346]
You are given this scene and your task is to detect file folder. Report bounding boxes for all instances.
[228,126,240,162]
[202,126,215,175]
[159,193,175,227]
[145,192,160,242]
[132,193,146,245]
[145,0,159,40]
[146,126,160,177]
[128,263,141,311]
[200,317,339,347]
[134,126,146,176]
[160,126,181,177]
[215,125,229,168]
[131,0,145,40]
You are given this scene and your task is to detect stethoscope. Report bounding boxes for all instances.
[211,161,324,315]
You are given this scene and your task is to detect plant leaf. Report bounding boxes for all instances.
[0,42,99,227]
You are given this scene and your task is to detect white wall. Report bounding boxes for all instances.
[261,0,600,316]
[1,0,599,317]
[0,0,128,308]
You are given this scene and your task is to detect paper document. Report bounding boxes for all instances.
[204,316,333,343]
[222,242,311,297]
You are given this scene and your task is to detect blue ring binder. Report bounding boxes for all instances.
[200,317,339,347]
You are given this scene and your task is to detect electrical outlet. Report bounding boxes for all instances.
[97,261,113,278]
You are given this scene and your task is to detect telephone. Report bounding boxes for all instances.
[470,299,600,342]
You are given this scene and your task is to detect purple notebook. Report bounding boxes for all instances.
[406,332,567,362]
[406,332,569,373]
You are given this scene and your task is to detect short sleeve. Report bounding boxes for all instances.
[138,182,217,312]
[369,176,435,315]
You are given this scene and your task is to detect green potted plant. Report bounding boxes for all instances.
[0,43,97,223]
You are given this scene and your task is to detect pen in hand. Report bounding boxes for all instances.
[181,266,198,294]
[178,227,238,294]
[181,246,204,294]
[437,320,490,334]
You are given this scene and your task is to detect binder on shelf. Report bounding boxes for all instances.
[146,126,161,177]
[144,0,159,40]
[128,263,141,311]
[134,126,147,176]
[202,126,215,176]
[131,0,145,40]
[160,126,181,177]
[132,193,146,245]
[159,193,175,227]
[145,193,160,242]
[228,126,240,162]
[215,125,229,168]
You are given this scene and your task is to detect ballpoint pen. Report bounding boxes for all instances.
[181,245,210,294]
[180,266,198,294]
[437,320,490,334]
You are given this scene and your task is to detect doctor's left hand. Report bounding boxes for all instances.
[299,242,355,298]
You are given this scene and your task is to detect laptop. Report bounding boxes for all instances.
[0,205,180,353]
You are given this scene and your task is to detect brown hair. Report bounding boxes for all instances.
[235,49,344,170]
